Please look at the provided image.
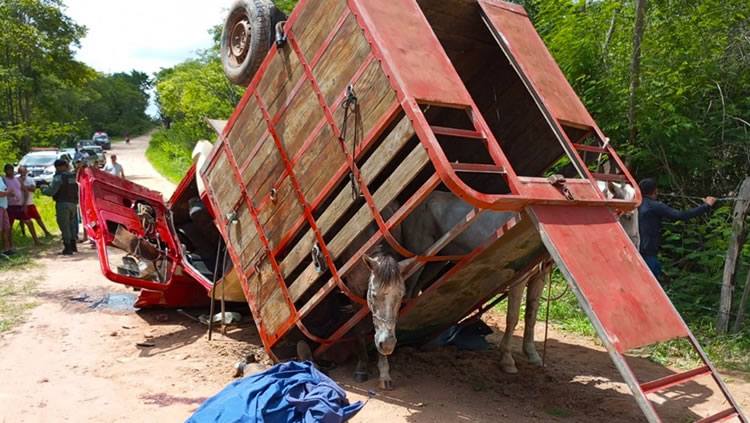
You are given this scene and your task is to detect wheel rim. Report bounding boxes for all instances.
[229,18,251,65]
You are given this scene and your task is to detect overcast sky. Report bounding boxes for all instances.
[64,0,228,115]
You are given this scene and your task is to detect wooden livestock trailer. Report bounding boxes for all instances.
[80,0,746,421]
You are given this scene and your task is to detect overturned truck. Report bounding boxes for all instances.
[79,0,747,421]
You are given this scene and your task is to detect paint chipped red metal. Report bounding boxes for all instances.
[478,0,597,129]
[530,205,690,352]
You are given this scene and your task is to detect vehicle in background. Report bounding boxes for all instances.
[17,148,72,185]
[60,148,77,159]
[77,139,95,149]
[92,132,111,150]
[80,145,106,168]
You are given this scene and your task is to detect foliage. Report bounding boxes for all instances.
[0,0,153,162]
[147,124,198,184]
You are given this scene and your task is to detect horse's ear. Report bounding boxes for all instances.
[362,255,377,272]
[398,257,416,276]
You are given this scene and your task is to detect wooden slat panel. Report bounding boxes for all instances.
[274,81,324,159]
[332,60,397,147]
[225,202,263,273]
[261,287,292,334]
[279,116,414,278]
[294,125,345,202]
[287,141,429,302]
[230,102,267,168]
[290,0,349,64]
[312,14,371,106]
[207,151,242,218]
[258,177,304,251]
[257,47,305,120]
[242,135,284,204]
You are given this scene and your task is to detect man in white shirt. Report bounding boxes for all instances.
[104,154,125,178]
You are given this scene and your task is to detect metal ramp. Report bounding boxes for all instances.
[530,205,748,423]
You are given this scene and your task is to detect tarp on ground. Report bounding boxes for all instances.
[186,361,363,423]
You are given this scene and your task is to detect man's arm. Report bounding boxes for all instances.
[42,175,62,197]
[652,200,712,221]
[119,166,125,179]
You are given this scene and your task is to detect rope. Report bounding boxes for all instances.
[659,193,737,202]
[339,85,361,200]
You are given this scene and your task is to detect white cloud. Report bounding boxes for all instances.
[64,0,228,116]
[64,0,227,76]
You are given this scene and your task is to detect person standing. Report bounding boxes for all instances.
[638,178,716,279]
[41,160,79,255]
[3,164,39,247]
[104,154,125,178]
[18,166,53,237]
[0,175,15,256]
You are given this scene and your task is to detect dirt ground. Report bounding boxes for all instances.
[0,134,748,422]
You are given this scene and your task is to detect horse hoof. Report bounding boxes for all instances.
[354,372,369,383]
[296,340,313,363]
[378,379,393,390]
[527,357,543,367]
[500,364,519,374]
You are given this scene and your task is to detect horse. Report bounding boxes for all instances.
[598,180,639,248]
[397,190,546,373]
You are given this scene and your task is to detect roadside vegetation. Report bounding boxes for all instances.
[0,0,154,164]
[150,0,750,371]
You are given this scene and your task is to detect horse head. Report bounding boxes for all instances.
[362,254,409,356]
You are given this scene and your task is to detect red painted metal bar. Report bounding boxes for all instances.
[451,163,506,174]
[314,306,370,357]
[693,409,739,423]
[572,143,608,154]
[592,172,629,182]
[296,174,441,323]
[286,28,416,261]
[430,126,485,140]
[640,366,711,395]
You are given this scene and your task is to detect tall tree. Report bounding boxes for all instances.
[627,0,648,146]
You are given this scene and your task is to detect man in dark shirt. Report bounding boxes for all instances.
[638,178,716,278]
[41,160,79,255]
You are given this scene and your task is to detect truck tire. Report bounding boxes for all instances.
[221,0,277,86]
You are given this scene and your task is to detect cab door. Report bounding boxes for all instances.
[78,166,182,292]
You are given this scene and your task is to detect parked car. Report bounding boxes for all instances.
[80,145,106,168]
[92,132,111,150]
[17,149,72,185]
[77,139,95,149]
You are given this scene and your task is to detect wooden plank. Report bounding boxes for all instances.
[274,81,325,159]
[230,103,267,168]
[261,287,292,335]
[258,176,304,251]
[312,14,372,106]
[207,151,242,218]
[294,125,346,202]
[332,60,397,146]
[287,141,429,302]
[242,135,284,204]
[279,116,415,278]
[289,0,349,64]
[226,202,263,273]
[257,46,305,120]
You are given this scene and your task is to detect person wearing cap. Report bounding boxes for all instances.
[637,178,716,279]
[104,154,124,178]
[41,159,79,255]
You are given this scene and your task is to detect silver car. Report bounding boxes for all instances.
[17,150,72,185]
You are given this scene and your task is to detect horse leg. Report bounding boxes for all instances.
[377,353,392,390]
[353,335,369,382]
[500,282,525,374]
[523,274,545,367]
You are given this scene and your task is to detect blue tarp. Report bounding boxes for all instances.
[187,361,363,423]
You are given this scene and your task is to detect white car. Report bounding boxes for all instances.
[17,150,72,186]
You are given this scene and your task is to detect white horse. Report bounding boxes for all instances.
[598,181,640,249]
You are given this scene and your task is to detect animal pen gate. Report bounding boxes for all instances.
[81,0,745,421]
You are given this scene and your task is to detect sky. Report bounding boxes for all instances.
[63,0,228,115]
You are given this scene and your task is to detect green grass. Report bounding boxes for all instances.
[146,144,190,184]
[493,270,750,374]
[1,192,60,272]
[145,127,196,184]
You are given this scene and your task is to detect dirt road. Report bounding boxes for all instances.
[0,134,747,422]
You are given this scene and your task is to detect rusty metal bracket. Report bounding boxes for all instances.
[548,174,575,200]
